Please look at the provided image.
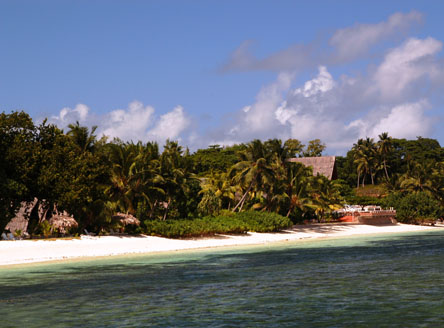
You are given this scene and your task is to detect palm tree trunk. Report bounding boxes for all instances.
[286,206,293,217]
[239,196,247,212]
[162,198,171,221]
[233,181,254,212]
[383,159,389,180]
[357,171,360,188]
[148,200,157,219]
[370,168,374,185]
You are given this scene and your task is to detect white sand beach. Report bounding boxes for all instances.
[1,223,443,266]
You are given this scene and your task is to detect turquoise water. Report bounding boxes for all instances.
[1,231,444,327]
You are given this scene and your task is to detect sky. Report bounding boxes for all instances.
[1,0,444,154]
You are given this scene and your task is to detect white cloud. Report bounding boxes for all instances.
[330,11,423,61]
[44,12,444,154]
[223,11,423,72]
[147,106,190,142]
[50,103,90,126]
[48,101,192,145]
[367,101,432,139]
[373,37,443,100]
[293,66,335,97]
[100,101,155,142]
[214,55,441,153]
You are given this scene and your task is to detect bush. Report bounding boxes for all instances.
[142,211,292,238]
[234,211,293,232]
[383,192,444,223]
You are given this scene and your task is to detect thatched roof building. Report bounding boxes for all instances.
[112,213,141,226]
[4,199,37,233]
[49,214,78,234]
[287,156,337,180]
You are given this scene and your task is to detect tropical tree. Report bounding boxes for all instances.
[284,139,305,158]
[0,111,39,232]
[303,139,326,157]
[105,141,163,217]
[67,121,98,153]
[158,140,196,220]
[310,175,344,222]
[199,171,236,210]
[229,140,275,212]
[352,137,377,187]
[283,162,313,218]
[399,161,434,193]
[377,132,392,181]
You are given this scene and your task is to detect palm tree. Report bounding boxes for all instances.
[105,141,163,216]
[199,172,236,209]
[158,140,195,220]
[363,137,377,185]
[352,139,365,188]
[430,161,444,207]
[352,137,377,187]
[310,175,343,222]
[230,140,276,212]
[67,121,97,153]
[377,132,392,181]
[284,162,313,218]
[399,161,434,193]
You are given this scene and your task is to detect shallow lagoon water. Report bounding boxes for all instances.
[1,230,444,327]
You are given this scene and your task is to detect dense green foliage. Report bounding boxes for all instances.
[1,110,444,237]
[383,192,444,223]
[143,211,292,238]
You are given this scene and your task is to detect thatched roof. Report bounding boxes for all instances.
[4,199,37,233]
[112,213,141,226]
[287,156,337,180]
[49,214,78,233]
[5,216,28,233]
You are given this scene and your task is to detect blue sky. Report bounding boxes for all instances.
[1,0,444,154]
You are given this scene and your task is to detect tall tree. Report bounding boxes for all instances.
[0,112,39,232]
[284,139,305,158]
[67,121,98,153]
[303,139,326,157]
[377,132,392,181]
[284,162,313,218]
[230,140,275,212]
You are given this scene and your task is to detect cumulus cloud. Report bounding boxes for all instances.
[330,11,423,61]
[99,101,155,142]
[50,103,90,126]
[217,72,293,142]
[48,101,192,145]
[147,106,190,142]
[367,101,432,139]
[212,46,443,153]
[372,37,443,100]
[45,11,444,154]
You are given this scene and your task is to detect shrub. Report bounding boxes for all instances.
[142,211,292,238]
[234,211,293,232]
[383,192,444,223]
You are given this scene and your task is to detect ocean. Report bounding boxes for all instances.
[1,230,444,327]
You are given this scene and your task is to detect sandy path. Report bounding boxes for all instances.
[0,223,442,266]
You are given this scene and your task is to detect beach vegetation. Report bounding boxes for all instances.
[143,211,292,238]
[1,111,444,236]
[383,192,444,223]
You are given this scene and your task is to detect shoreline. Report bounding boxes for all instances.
[1,223,443,267]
